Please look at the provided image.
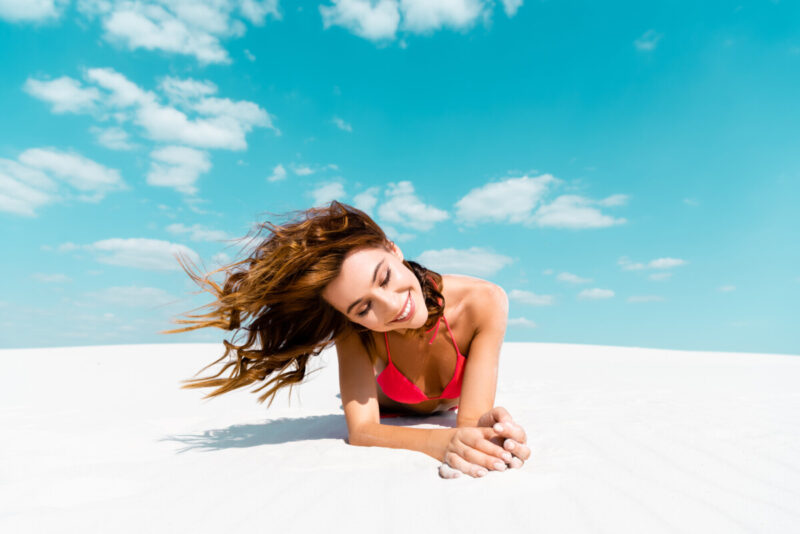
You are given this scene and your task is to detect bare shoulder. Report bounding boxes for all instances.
[442,274,508,331]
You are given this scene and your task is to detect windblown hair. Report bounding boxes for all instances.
[164,201,444,406]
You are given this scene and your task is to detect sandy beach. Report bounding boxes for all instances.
[2,342,798,532]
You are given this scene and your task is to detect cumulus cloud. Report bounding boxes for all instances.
[508,289,553,306]
[290,164,314,176]
[455,174,627,229]
[166,222,229,242]
[23,77,101,114]
[0,148,125,216]
[320,0,401,41]
[718,285,736,292]
[0,0,68,22]
[378,181,449,231]
[556,272,591,284]
[27,68,275,152]
[147,146,211,195]
[320,0,521,42]
[332,116,353,132]
[578,288,615,300]
[416,247,512,277]
[508,317,536,328]
[634,29,663,52]
[77,0,282,64]
[91,126,137,150]
[73,238,200,271]
[311,182,346,206]
[267,163,287,182]
[618,256,688,275]
[353,186,380,215]
[500,0,523,17]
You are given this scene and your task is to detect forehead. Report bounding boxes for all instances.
[323,246,389,301]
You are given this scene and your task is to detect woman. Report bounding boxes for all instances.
[166,201,531,478]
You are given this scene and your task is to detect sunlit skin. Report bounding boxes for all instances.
[322,242,532,478]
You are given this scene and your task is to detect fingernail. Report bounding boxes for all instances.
[494,462,507,471]
[477,469,487,477]
[506,440,515,450]
[502,451,512,461]
[493,423,503,432]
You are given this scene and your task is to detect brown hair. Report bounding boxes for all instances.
[164,201,444,406]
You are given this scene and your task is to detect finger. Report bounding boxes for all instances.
[493,421,527,444]
[473,432,514,463]
[462,444,508,473]
[504,439,531,461]
[444,451,489,478]
[491,406,513,424]
[508,456,524,469]
[438,461,461,479]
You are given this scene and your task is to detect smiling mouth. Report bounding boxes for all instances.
[391,290,414,323]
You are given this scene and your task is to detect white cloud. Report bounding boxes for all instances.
[533,195,627,229]
[634,29,663,52]
[321,0,526,42]
[378,181,449,231]
[718,285,736,292]
[683,197,699,207]
[267,163,287,182]
[382,225,415,243]
[147,146,211,195]
[332,116,353,132]
[619,256,688,273]
[500,0,522,17]
[320,0,401,41]
[77,0,282,64]
[353,186,380,215]
[542,268,553,275]
[400,0,487,33]
[556,272,591,284]
[291,164,314,176]
[649,273,672,281]
[31,273,72,283]
[0,148,125,216]
[455,174,626,229]
[415,247,512,277]
[578,288,614,300]
[627,295,664,303]
[23,76,101,113]
[27,68,275,152]
[0,0,67,22]
[89,286,176,307]
[311,182,346,206]
[166,222,229,242]
[508,289,553,306]
[508,317,536,328]
[92,126,137,150]
[455,174,557,225]
[78,238,200,271]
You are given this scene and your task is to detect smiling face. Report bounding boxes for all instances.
[321,243,429,333]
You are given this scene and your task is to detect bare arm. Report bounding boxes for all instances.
[455,283,509,427]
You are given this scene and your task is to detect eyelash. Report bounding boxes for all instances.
[357,269,391,317]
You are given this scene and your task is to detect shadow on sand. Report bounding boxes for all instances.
[163,410,457,453]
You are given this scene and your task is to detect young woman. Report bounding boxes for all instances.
[167,201,531,478]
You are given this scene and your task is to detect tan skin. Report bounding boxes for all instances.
[322,242,531,478]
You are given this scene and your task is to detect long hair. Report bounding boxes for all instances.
[163,201,444,406]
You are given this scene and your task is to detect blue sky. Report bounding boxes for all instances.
[0,0,797,354]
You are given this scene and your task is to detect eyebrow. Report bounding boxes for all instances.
[346,259,385,315]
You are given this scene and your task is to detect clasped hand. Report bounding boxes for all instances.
[438,406,530,479]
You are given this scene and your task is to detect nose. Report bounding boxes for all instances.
[371,289,404,322]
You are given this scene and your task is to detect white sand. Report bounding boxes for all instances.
[1,342,798,532]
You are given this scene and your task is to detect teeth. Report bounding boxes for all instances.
[396,294,411,321]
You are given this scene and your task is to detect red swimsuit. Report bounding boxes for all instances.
[377,312,466,413]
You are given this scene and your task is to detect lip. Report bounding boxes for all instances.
[390,290,414,324]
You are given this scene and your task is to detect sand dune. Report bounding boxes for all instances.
[1,342,798,532]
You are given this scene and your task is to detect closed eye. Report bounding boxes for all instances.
[357,269,391,317]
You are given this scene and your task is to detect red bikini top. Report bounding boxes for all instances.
[376,307,466,405]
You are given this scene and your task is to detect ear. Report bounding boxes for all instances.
[388,241,404,261]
